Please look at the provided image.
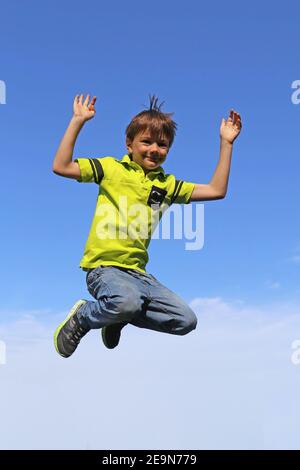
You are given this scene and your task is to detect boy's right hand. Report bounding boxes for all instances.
[73,94,97,123]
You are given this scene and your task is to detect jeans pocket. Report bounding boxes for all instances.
[86,266,113,299]
[86,265,104,285]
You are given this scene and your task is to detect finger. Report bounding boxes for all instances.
[236,114,242,125]
[228,109,234,122]
[235,113,242,127]
[234,110,241,122]
[74,95,79,104]
[88,96,97,111]
[79,94,84,105]
[84,94,90,107]
[234,119,242,130]
[234,111,241,126]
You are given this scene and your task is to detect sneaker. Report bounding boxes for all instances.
[101,322,127,349]
[54,300,89,358]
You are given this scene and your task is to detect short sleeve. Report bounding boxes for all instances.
[170,180,195,204]
[74,158,102,183]
[74,157,114,183]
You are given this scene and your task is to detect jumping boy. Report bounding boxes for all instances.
[53,94,242,358]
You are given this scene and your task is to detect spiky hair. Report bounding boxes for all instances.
[147,94,165,112]
[125,94,177,148]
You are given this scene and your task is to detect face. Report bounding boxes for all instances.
[126,129,170,173]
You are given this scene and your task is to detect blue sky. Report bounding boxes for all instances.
[0,0,300,450]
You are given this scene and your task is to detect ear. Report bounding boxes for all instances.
[126,137,132,154]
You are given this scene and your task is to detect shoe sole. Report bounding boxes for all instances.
[101,326,114,349]
[54,300,87,357]
[101,324,125,349]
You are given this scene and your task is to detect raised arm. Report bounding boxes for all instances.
[52,94,97,179]
[190,110,242,201]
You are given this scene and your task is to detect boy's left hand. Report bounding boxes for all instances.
[220,110,242,144]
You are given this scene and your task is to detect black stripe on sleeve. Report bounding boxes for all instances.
[170,180,180,204]
[170,180,183,204]
[88,158,104,184]
[92,158,104,184]
[88,159,97,182]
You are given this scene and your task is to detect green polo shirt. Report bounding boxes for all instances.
[74,154,195,273]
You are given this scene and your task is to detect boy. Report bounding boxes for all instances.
[53,94,242,358]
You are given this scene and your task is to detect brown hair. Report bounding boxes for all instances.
[125,95,177,148]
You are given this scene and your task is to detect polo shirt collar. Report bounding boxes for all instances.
[121,154,165,176]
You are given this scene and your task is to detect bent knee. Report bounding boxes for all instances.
[178,312,198,335]
[107,292,141,321]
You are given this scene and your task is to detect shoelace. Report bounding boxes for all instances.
[68,322,88,344]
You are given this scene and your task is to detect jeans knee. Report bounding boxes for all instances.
[108,292,141,321]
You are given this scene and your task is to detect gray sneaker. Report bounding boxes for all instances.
[54,300,89,358]
[101,322,127,349]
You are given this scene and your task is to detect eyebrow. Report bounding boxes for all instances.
[141,136,169,144]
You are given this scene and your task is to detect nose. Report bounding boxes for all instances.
[149,143,159,154]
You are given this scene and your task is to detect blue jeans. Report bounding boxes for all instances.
[77,265,197,336]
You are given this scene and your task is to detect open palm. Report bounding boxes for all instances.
[73,94,97,122]
[220,110,242,144]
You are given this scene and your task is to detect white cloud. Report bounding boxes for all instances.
[0,298,300,450]
[265,281,280,289]
[289,244,300,264]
